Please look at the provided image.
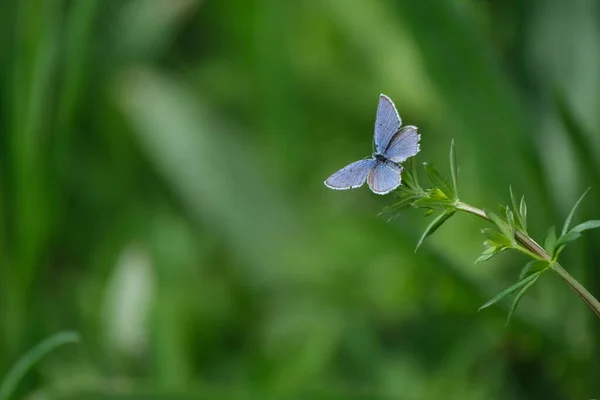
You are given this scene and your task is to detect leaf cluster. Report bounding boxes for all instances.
[384,140,600,326]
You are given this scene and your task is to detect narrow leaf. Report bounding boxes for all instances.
[410,158,419,188]
[475,245,505,264]
[411,197,455,209]
[519,260,547,280]
[519,195,527,232]
[485,210,514,244]
[415,209,456,252]
[562,188,591,235]
[505,272,541,326]
[478,272,540,311]
[569,220,600,234]
[555,230,582,249]
[506,208,516,236]
[481,228,512,247]
[509,186,524,230]
[543,226,557,256]
[449,138,458,199]
[423,162,454,200]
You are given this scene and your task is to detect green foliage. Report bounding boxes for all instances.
[415,209,456,252]
[449,138,459,200]
[423,162,455,201]
[505,272,541,327]
[478,271,542,312]
[4,1,600,399]
[0,332,79,400]
[544,227,557,256]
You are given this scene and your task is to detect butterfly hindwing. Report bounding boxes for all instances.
[367,162,402,195]
[383,125,421,163]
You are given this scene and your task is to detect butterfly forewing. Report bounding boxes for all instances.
[374,94,402,154]
[383,125,421,163]
[367,162,402,195]
[324,159,376,190]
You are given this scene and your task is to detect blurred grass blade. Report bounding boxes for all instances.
[554,89,600,183]
[449,138,458,199]
[115,67,299,284]
[505,272,541,327]
[415,209,455,252]
[479,272,541,312]
[0,332,80,400]
[562,188,590,236]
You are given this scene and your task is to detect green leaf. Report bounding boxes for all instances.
[426,188,450,200]
[411,197,455,209]
[509,186,523,231]
[519,260,547,280]
[474,243,505,264]
[415,209,456,252]
[478,272,541,311]
[506,208,516,237]
[0,332,80,400]
[401,164,417,190]
[449,138,458,199]
[555,230,582,249]
[569,220,600,234]
[481,228,512,247]
[505,272,541,327]
[519,195,527,232]
[409,158,419,188]
[562,188,591,235]
[423,162,454,200]
[485,210,514,244]
[543,226,557,256]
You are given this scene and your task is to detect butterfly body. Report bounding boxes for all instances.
[324,94,420,195]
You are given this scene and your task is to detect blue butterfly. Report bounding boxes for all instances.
[324,94,421,195]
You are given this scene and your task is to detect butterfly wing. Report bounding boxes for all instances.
[324,159,376,190]
[367,162,402,195]
[374,94,402,154]
[383,125,420,163]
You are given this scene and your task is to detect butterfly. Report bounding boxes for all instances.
[324,94,421,195]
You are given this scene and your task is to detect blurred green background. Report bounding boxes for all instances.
[2,0,600,399]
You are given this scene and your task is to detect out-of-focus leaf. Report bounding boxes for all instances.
[415,209,456,252]
[506,272,541,327]
[0,332,80,400]
[562,188,590,236]
[423,162,454,200]
[479,272,541,311]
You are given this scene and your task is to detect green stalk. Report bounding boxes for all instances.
[456,202,600,319]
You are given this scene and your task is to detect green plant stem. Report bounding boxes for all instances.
[456,201,600,319]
